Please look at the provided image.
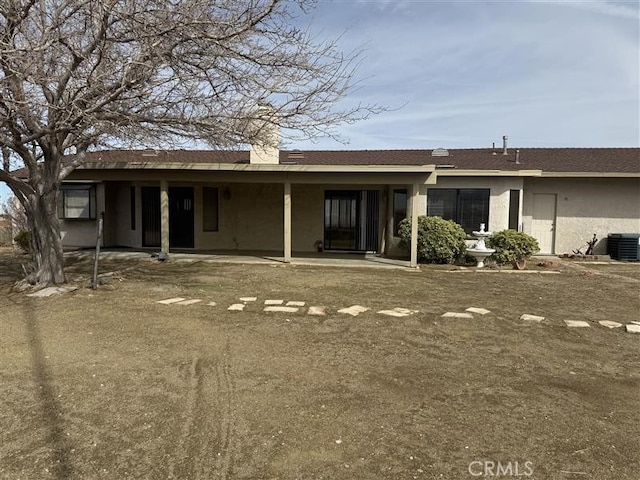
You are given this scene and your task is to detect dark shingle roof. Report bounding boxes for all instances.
[9,147,639,178]
[280,148,639,173]
[77,147,639,173]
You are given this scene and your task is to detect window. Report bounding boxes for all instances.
[130,186,136,230]
[202,187,219,232]
[393,189,407,237]
[57,184,96,219]
[427,188,489,234]
[508,189,520,230]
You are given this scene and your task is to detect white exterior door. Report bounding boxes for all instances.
[532,194,557,254]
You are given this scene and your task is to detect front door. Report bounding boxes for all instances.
[169,187,195,249]
[532,193,556,254]
[324,190,379,251]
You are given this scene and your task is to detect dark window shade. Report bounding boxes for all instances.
[509,190,520,230]
[392,189,407,236]
[427,188,489,234]
[202,187,219,232]
[130,186,136,230]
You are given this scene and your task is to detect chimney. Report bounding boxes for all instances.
[502,135,508,155]
[249,104,280,165]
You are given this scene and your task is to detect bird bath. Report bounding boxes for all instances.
[467,223,495,268]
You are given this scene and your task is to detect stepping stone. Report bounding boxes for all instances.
[466,307,491,315]
[228,303,245,311]
[264,306,299,313]
[631,321,640,326]
[27,286,78,297]
[264,299,284,305]
[520,314,545,323]
[175,299,202,306]
[307,306,326,316]
[239,297,257,302]
[441,312,473,319]
[338,305,370,316]
[564,320,590,328]
[599,320,623,329]
[157,297,186,305]
[207,302,217,307]
[286,301,306,307]
[378,307,419,318]
[626,324,640,334]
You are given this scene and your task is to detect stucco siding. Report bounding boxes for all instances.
[522,177,640,255]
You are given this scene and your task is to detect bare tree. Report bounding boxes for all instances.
[0,0,377,285]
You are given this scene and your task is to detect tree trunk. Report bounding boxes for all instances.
[23,190,66,286]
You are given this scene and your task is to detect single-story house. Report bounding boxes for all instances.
[54,140,639,266]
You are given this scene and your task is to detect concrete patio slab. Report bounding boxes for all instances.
[564,320,590,328]
[599,320,623,329]
[264,306,299,313]
[286,301,306,307]
[441,312,474,319]
[466,307,491,315]
[175,299,202,306]
[264,299,284,305]
[626,324,640,334]
[157,297,186,305]
[338,305,370,316]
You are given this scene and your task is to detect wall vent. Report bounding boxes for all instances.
[431,148,449,157]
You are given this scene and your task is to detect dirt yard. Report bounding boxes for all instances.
[0,248,639,480]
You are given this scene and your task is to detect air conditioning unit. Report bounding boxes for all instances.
[607,234,640,261]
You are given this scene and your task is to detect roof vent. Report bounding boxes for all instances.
[435,164,456,169]
[431,148,449,157]
[288,150,304,159]
[141,149,159,157]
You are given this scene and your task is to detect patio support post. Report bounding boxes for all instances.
[283,180,292,263]
[160,180,170,253]
[410,182,419,268]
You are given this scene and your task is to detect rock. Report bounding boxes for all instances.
[26,286,78,297]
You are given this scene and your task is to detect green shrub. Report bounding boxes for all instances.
[398,216,467,264]
[486,230,540,265]
[13,230,32,252]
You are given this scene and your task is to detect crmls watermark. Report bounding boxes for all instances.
[468,460,534,477]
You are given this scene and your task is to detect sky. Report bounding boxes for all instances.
[290,0,640,150]
[1,0,639,204]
